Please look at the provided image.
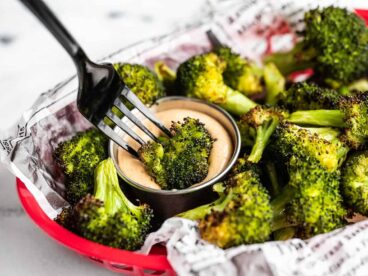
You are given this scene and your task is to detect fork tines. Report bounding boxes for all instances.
[98,85,172,157]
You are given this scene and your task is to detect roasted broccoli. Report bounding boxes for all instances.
[238,106,284,163]
[271,122,348,172]
[180,159,273,248]
[54,128,108,204]
[215,46,263,97]
[56,158,152,250]
[138,117,214,190]
[176,52,257,116]
[341,151,368,215]
[288,92,368,149]
[271,156,347,239]
[264,6,368,87]
[279,82,341,112]
[114,63,164,108]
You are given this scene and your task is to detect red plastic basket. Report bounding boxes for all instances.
[16,178,175,275]
[15,9,368,276]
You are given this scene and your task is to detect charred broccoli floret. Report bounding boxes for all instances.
[271,156,347,238]
[180,159,273,248]
[56,158,152,250]
[341,151,368,215]
[271,122,348,172]
[238,106,284,163]
[215,46,263,97]
[264,6,368,87]
[279,82,341,111]
[288,93,368,149]
[176,52,257,116]
[114,63,164,107]
[138,117,214,190]
[54,128,108,204]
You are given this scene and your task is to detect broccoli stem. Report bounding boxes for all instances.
[220,88,257,116]
[248,118,279,163]
[264,161,282,197]
[94,159,142,218]
[264,62,286,105]
[270,185,294,218]
[178,189,233,220]
[263,42,315,76]
[273,227,296,240]
[94,159,123,215]
[288,110,346,128]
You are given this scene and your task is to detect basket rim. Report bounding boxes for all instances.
[16,178,173,272]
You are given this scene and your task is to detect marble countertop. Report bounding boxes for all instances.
[0,0,208,274]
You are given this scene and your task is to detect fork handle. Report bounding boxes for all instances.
[19,0,87,62]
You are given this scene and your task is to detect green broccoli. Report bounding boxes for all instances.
[288,92,368,149]
[176,52,257,116]
[271,122,348,172]
[238,106,284,163]
[180,159,273,248]
[341,151,368,215]
[54,128,108,204]
[264,6,368,87]
[56,158,152,250]
[215,46,264,97]
[279,82,341,112]
[263,62,286,105]
[114,63,164,108]
[271,156,347,239]
[138,117,214,190]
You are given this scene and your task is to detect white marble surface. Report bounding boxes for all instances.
[0,0,207,275]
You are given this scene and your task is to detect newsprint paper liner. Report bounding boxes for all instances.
[1,0,368,275]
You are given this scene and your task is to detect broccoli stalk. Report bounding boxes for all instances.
[238,106,284,163]
[287,93,368,149]
[264,7,368,87]
[56,158,152,250]
[264,62,286,105]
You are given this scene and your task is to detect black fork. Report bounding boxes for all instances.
[20,0,172,157]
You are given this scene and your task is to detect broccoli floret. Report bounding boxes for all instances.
[264,62,286,105]
[56,158,152,250]
[215,46,263,97]
[180,159,273,248]
[271,122,348,172]
[54,128,108,204]
[114,63,164,107]
[138,117,214,190]
[264,6,368,87]
[271,156,347,238]
[279,82,341,111]
[176,52,257,116]
[288,93,368,149]
[238,106,284,163]
[341,151,368,215]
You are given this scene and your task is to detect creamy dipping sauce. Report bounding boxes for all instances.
[117,108,233,190]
